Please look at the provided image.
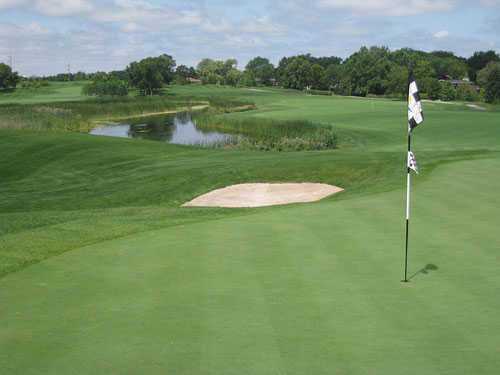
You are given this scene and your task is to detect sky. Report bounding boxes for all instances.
[1,0,499,76]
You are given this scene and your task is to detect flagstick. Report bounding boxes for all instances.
[403,133,411,282]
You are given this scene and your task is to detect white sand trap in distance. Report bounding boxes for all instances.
[181,183,344,208]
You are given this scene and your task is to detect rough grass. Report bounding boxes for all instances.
[0,97,206,131]
[195,113,337,150]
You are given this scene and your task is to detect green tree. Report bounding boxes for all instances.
[224,59,238,73]
[198,59,239,85]
[342,46,392,96]
[390,48,425,71]
[245,57,275,86]
[467,50,500,82]
[456,84,479,102]
[279,57,312,90]
[430,50,456,59]
[413,60,436,80]
[175,65,192,84]
[176,65,191,79]
[126,54,176,95]
[477,61,500,103]
[420,77,441,100]
[82,78,128,97]
[196,58,215,73]
[324,64,344,91]
[439,82,457,101]
[225,69,243,87]
[73,71,88,81]
[201,72,222,85]
[386,65,408,98]
[0,63,20,89]
[310,64,326,90]
[431,56,467,79]
[108,70,128,81]
[241,71,256,87]
[336,78,352,96]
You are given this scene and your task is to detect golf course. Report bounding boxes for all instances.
[1,84,499,374]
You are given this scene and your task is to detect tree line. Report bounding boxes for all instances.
[2,47,499,103]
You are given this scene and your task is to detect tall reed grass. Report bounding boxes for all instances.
[0,97,203,131]
[0,95,255,131]
[194,113,337,151]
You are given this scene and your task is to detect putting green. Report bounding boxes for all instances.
[1,157,499,374]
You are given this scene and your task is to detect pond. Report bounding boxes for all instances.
[90,112,238,146]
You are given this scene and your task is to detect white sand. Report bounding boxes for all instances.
[181,183,344,208]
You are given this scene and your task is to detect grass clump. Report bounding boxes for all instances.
[207,96,255,111]
[194,114,337,151]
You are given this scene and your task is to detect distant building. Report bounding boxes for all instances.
[187,77,201,84]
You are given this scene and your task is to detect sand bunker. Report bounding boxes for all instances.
[181,183,343,208]
[466,104,487,111]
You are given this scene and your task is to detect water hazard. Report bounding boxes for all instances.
[90,112,237,146]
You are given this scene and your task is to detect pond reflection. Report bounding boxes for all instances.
[90,112,237,146]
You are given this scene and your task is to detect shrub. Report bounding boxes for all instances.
[304,89,332,96]
[82,79,128,97]
[439,82,457,101]
[21,81,50,89]
[456,84,480,102]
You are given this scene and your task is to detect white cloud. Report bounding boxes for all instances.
[221,35,269,48]
[0,0,93,15]
[114,0,158,9]
[434,30,450,38]
[33,0,93,16]
[0,21,54,37]
[89,1,205,32]
[241,16,288,35]
[480,0,500,6]
[199,17,232,33]
[317,0,457,16]
[0,0,28,9]
[328,20,391,37]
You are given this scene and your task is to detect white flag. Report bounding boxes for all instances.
[408,73,424,133]
[408,151,419,174]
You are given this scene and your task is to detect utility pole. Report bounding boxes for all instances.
[67,63,71,81]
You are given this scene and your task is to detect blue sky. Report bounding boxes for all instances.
[1,0,499,76]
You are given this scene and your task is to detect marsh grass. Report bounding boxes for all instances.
[194,114,338,151]
[0,94,256,131]
[207,96,255,111]
[0,97,205,131]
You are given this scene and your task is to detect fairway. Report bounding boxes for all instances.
[1,86,499,374]
[0,82,89,104]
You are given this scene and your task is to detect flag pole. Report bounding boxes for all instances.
[404,71,423,283]
[403,133,411,282]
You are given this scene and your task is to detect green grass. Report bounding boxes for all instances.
[0,81,89,104]
[1,84,499,374]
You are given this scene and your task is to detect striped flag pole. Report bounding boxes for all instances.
[404,72,423,282]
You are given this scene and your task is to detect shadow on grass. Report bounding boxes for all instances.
[409,264,439,280]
